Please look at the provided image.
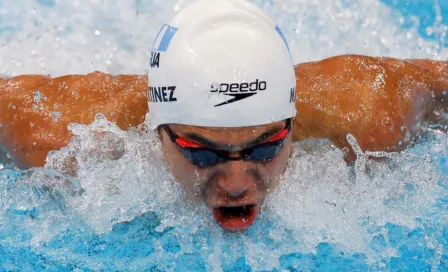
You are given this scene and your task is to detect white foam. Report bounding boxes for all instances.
[0,0,447,77]
[2,114,443,270]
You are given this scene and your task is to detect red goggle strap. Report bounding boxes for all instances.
[175,127,289,148]
[175,137,204,148]
[266,128,289,143]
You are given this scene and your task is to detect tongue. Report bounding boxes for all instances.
[212,205,258,231]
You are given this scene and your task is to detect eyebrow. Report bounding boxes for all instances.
[181,125,286,152]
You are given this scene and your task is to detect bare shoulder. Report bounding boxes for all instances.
[0,72,148,168]
[295,54,448,92]
[292,54,448,160]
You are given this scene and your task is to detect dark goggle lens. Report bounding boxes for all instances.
[180,140,284,167]
[247,140,284,161]
[164,118,290,167]
[179,148,222,167]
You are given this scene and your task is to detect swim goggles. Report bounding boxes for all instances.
[161,119,291,167]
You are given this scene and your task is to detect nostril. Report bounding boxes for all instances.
[216,165,252,198]
[226,188,248,198]
[217,178,249,198]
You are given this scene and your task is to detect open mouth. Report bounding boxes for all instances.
[212,204,258,231]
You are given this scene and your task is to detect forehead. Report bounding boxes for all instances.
[168,120,286,145]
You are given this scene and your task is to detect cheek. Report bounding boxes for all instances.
[260,139,293,186]
[280,140,294,173]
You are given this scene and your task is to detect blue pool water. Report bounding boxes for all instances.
[381,0,448,47]
[0,0,448,271]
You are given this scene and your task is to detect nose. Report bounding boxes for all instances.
[216,161,253,198]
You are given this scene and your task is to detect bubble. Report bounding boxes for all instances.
[33,91,41,103]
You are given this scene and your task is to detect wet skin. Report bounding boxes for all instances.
[160,121,293,230]
[1,54,447,168]
[0,54,448,230]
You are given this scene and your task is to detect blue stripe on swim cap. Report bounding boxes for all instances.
[275,25,290,53]
[152,24,178,52]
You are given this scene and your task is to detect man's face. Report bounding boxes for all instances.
[158,120,293,231]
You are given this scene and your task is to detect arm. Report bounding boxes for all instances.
[3,55,447,167]
[0,72,148,168]
[292,54,448,161]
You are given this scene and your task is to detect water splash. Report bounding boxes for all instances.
[1,114,446,270]
[0,0,447,76]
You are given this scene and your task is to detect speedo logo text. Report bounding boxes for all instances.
[210,79,267,107]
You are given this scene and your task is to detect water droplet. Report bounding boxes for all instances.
[50,112,62,122]
[95,113,106,121]
[34,91,41,103]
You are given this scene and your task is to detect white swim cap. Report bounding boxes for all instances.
[148,0,296,129]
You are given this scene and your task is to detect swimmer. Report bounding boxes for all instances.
[1,0,448,230]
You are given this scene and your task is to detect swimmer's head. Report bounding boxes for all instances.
[149,0,296,231]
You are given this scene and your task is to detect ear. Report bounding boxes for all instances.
[288,138,294,158]
[155,126,163,138]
